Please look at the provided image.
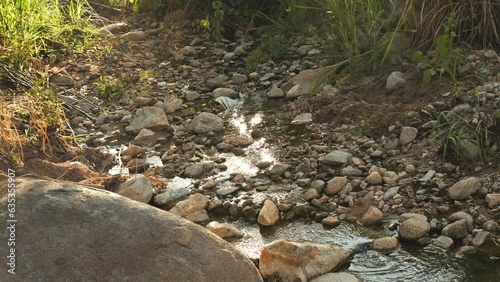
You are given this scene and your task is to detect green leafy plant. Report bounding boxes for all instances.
[411,12,462,85]
[93,76,122,105]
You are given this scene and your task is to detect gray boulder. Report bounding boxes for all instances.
[0,178,263,282]
[441,219,471,239]
[399,217,430,241]
[399,126,418,146]
[319,150,353,166]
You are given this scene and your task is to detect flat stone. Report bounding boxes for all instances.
[322,216,341,227]
[269,163,291,176]
[125,107,171,134]
[319,150,353,166]
[187,112,224,134]
[471,231,492,247]
[291,113,313,125]
[206,221,243,239]
[216,185,240,196]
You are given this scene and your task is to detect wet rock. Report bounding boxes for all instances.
[441,219,471,239]
[256,161,272,169]
[365,171,382,185]
[371,237,399,251]
[432,235,454,249]
[399,217,430,241]
[269,163,291,176]
[0,179,262,282]
[116,174,153,203]
[228,136,253,147]
[125,107,171,134]
[471,231,492,247]
[267,84,284,98]
[258,200,280,226]
[325,177,348,195]
[310,272,362,282]
[98,22,129,35]
[169,193,209,223]
[206,221,243,239]
[291,113,313,125]
[485,193,500,208]
[360,206,383,225]
[122,31,147,41]
[386,71,406,89]
[399,127,418,146]
[187,112,224,134]
[259,240,353,282]
[49,73,74,86]
[448,177,481,200]
[322,216,340,227]
[213,87,238,98]
[319,150,353,166]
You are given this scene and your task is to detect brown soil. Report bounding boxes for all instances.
[300,68,452,137]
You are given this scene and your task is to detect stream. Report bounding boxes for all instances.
[99,95,500,281]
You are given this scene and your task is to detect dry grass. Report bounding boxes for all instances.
[0,95,24,164]
[411,0,500,49]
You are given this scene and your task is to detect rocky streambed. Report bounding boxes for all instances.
[6,18,500,281]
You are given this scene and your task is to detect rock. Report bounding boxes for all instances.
[471,231,492,247]
[432,235,454,249]
[165,98,183,113]
[418,170,436,183]
[180,45,196,55]
[269,163,291,176]
[258,200,280,226]
[125,107,171,134]
[322,216,341,227]
[399,127,418,146]
[448,177,481,200]
[319,150,353,166]
[259,240,353,282]
[153,177,192,206]
[23,159,98,182]
[132,128,155,144]
[185,91,201,101]
[383,187,399,200]
[49,73,74,86]
[286,84,308,98]
[483,220,500,232]
[206,75,226,89]
[441,219,471,239]
[365,171,383,185]
[310,180,325,192]
[116,174,153,203]
[99,22,129,35]
[360,206,383,225]
[399,218,430,240]
[232,73,248,84]
[485,193,500,207]
[371,237,399,251]
[340,166,363,177]
[310,272,362,282]
[281,69,328,94]
[267,84,285,98]
[291,113,313,125]
[187,112,224,134]
[303,188,320,201]
[400,213,428,222]
[202,178,216,190]
[216,186,240,196]
[325,177,348,195]
[382,171,399,185]
[386,71,406,89]
[122,145,145,158]
[184,162,214,179]
[121,31,147,41]
[449,211,474,228]
[169,193,209,223]
[213,87,238,98]
[0,179,262,282]
[206,221,243,239]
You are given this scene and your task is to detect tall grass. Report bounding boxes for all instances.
[0,0,94,70]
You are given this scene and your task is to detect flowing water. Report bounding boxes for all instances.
[100,96,500,281]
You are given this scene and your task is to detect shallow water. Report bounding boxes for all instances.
[232,221,500,282]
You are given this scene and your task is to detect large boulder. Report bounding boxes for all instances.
[187,112,224,134]
[259,240,353,282]
[0,178,263,282]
